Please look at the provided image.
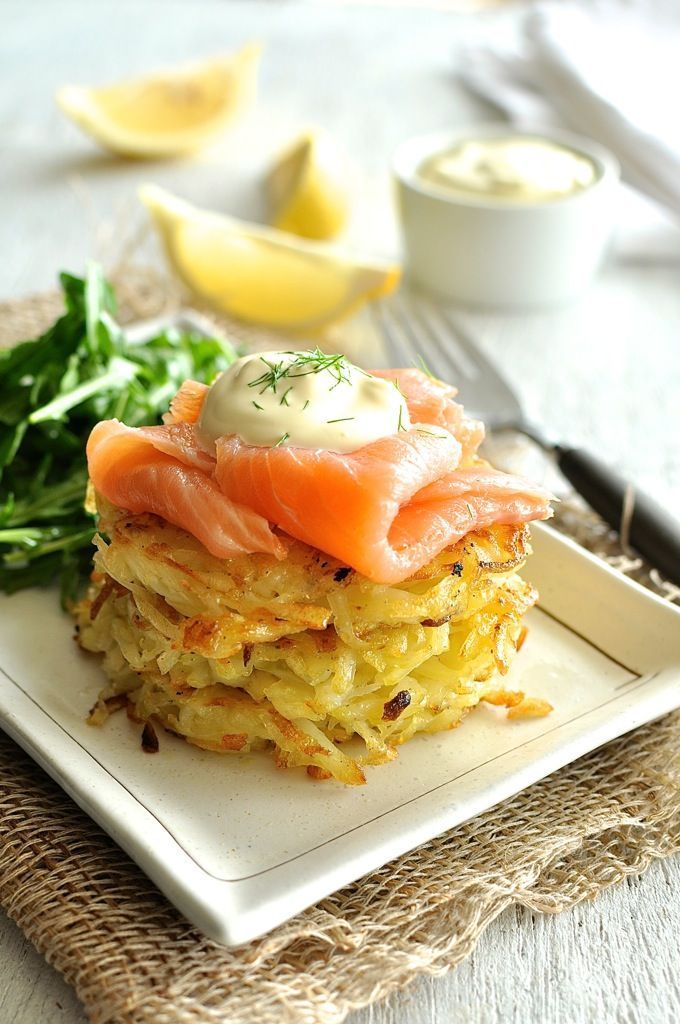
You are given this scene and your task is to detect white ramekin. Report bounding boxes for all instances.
[393,125,620,309]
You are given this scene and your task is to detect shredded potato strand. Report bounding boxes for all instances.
[75,499,537,784]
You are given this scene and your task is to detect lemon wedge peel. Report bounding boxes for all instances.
[140,184,400,333]
[266,131,351,241]
[56,45,261,158]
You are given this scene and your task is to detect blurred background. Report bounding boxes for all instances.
[2,0,679,508]
[1,4,679,1022]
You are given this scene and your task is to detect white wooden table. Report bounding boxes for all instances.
[1,2,678,1022]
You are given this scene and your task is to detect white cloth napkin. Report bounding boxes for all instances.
[457,0,680,261]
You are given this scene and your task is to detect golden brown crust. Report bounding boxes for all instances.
[508,697,554,720]
[76,498,540,784]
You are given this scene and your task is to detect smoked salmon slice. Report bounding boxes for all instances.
[214,431,550,584]
[86,368,552,583]
[137,422,215,473]
[87,420,286,560]
[389,467,553,552]
[372,368,485,460]
[163,379,209,425]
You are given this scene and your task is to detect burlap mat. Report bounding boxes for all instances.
[0,271,678,1024]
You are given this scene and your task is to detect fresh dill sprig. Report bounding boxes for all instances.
[327,417,355,424]
[279,386,293,406]
[416,355,436,379]
[248,355,289,394]
[252,401,263,411]
[272,431,290,448]
[288,348,351,385]
[248,349,354,394]
[302,399,310,411]
[415,427,447,438]
[392,379,408,433]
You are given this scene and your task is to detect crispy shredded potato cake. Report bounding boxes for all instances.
[75,497,537,784]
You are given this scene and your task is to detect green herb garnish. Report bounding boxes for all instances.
[248,355,289,394]
[416,355,436,379]
[415,427,447,438]
[327,417,355,424]
[273,431,290,448]
[248,348,355,395]
[0,263,239,606]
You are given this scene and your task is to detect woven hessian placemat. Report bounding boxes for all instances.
[1,271,678,1024]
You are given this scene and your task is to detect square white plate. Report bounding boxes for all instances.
[1,523,679,946]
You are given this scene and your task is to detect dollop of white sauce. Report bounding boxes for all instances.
[418,136,598,203]
[197,350,411,453]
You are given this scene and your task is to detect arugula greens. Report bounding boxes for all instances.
[0,264,238,606]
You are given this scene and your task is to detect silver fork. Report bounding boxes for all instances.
[374,289,680,586]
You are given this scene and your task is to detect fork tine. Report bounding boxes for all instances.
[374,289,526,431]
[433,304,527,423]
[400,306,455,382]
[407,296,480,382]
[390,292,464,380]
[408,283,520,396]
[377,291,476,386]
[371,300,413,368]
[382,293,427,363]
[437,306,507,382]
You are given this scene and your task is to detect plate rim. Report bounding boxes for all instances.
[1,522,678,945]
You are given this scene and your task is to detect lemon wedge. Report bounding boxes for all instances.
[140,185,400,332]
[56,45,260,158]
[266,131,350,240]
